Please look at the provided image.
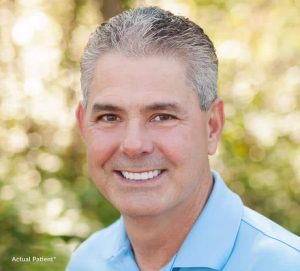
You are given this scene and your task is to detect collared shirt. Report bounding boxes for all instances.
[67,171,300,271]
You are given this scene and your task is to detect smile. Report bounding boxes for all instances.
[120,170,162,181]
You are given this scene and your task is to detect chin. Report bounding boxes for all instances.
[115,199,166,218]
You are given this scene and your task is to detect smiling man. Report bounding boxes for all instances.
[67,6,300,271]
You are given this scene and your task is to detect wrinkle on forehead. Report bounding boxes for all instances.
[87,52,199,113]
[91,52,188,90]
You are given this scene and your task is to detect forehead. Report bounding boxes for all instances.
[88,52,197,109]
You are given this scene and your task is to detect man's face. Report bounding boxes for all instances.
[77,53,223,218]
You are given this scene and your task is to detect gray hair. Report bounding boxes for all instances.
[81,6,218,111]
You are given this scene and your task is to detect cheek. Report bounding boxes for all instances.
[153,124,207,164]
[85,129,121,167]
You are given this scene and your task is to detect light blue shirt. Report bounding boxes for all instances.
[67,171,300,270]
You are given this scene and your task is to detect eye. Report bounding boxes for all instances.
[97,114,120,122]
[151,114,176,122]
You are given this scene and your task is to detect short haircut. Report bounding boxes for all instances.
[81,6,218,111]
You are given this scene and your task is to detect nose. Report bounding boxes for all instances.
[120,120,154,158]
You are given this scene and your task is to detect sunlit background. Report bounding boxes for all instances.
[1,0,299,270]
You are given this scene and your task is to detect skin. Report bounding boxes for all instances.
[76,52,224,271]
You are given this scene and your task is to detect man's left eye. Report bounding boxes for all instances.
[151,114,176,122]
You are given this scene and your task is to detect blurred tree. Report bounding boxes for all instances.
[0,0,299,270]
[101,0,123,20]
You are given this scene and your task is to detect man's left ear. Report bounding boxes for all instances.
[207,98,224,155]
[76,102,87,143]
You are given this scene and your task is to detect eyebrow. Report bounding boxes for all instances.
[143,102,183,113]
[91,103,123,113]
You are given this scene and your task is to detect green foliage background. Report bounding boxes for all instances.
[0,0,299,270]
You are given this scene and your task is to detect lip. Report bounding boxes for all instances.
[115,169,163,173]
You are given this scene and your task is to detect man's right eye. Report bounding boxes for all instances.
[96,114,120,122]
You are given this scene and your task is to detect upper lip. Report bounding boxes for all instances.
[115,169,163,173]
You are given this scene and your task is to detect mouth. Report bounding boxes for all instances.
[115,169,164,181]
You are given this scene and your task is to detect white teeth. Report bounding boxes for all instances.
[120,170,161,181]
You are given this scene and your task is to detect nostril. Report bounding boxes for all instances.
[120,144,148,158]
[120,137,154,158]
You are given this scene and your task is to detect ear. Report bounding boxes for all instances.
[75,102,87,142]
[207,98,224,155]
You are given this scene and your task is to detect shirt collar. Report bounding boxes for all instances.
[102,216,131,260]
[105,171,243,270]
[172,171,243,270]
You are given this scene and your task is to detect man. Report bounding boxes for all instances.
[67,6,300,271]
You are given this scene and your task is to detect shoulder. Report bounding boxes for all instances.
[226,206,300,270]
[66,219,122,271]
[242,206,300,252]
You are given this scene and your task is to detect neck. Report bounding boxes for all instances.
[123,174,213,271]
